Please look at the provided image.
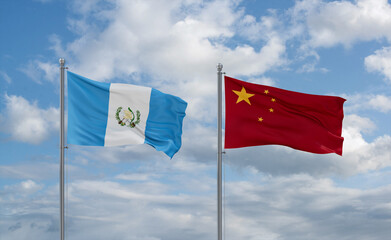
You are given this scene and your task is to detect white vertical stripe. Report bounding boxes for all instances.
[104,83,151,146]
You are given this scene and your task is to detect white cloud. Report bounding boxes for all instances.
[115,173,157,181]
[296,61,329,73]
[2,169,391,240]
[0,70,12,83]
[365,46,391,83]
[343,114,376,136]
[0,162,63,180]
[33,0,53,3]
[341,114,391,174]
[287,0,391,75]
[37,61,58,82]
[0,94,59,144]
[294,0,391,48]
[224,174,391,240]
[368,95,391,113]
[3,1,391,240]
[52,0,287,124]
[222,36,286,76]
[33,0,390,180]
[343,93,391,113]
[4,180,43,196]
[19,60,58,84]
[237,11,282,42]
[63,0,286,81]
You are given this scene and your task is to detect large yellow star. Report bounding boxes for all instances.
[232,87,254,105]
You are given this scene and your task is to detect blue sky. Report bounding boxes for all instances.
[1,0,391,239]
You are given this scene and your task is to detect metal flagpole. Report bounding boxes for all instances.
[217,63,223,240]
[59,58,65,240]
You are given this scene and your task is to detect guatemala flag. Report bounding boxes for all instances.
[67,71,187,158]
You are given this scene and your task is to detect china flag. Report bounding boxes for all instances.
[224,76,346,155]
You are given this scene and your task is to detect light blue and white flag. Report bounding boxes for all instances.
[67,71,187,158]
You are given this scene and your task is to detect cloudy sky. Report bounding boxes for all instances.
[1,0,391,239]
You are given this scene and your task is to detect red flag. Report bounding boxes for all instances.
[224,76,346,155]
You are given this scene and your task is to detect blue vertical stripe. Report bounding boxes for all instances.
[67,71,110,146]
[144,89,187,158]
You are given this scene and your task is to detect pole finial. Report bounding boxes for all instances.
[59,58,65,65]
[217,63,223,72]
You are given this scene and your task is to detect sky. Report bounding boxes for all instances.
[1,0,391,239]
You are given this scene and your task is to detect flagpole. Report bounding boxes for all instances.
[59,58,65,240]
[217,63,223,240]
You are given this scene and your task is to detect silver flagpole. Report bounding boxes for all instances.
[217,63,223,240]
[59,58,65,240]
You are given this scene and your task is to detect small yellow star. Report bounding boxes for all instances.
[232,87,255,105]
[258,117,263,122]
[269,108,274,113]
[264,90,269,94]
[271,98,276,102]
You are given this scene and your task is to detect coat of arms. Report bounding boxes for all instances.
[115,107,141,128]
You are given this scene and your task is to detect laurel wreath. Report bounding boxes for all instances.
[115,106,141,128]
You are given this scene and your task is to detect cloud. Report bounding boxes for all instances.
[0,70,12,84]
[115,173,157,181]
[341,114,391,174]
[365,46,391,83]
[49,34,67,59]
[0,216,58,240]
[0,158,216,239]
[237,13,282,42]
[2,166,391,240]
[0,94,59,144]
[19,60,58,84]
[0,162,62,180]
[19,0,388,179]
[368,95,391,113]
[343,93,391,113]
[64,180,215,240]
[51,0,287,124]
[3,1,391,240]
[296,61,329,73]
[33,0,53,3]
[293,0,391,48]
[3,180,43,196]
[224,174,391,240]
